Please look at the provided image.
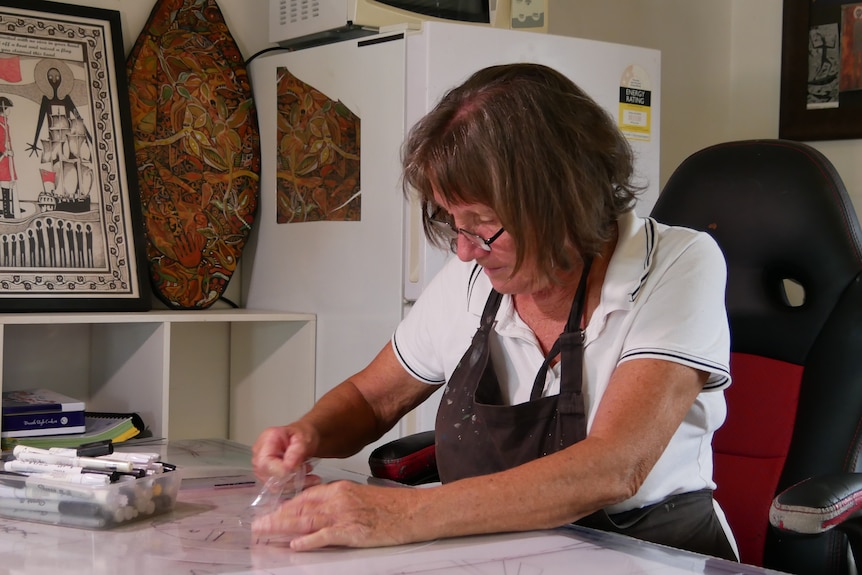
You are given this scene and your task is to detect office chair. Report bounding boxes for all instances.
[651,139,862,574]
[370,139,862,574]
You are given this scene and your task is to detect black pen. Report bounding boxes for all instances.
[75,439,114,458]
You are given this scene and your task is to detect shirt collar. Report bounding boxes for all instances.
[465,210,656,318]
[603,210,656,308]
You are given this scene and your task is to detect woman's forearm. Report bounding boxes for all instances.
[299,380,384,459]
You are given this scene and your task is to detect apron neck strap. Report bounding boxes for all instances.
[565,257,593,333]
[480,288,504,327]
[530,257,594,400]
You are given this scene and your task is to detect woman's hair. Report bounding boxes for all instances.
[402,62,641,279]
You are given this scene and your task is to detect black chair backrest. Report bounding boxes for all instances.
[651,139,862,573]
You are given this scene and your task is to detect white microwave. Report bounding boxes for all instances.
[269,0,547,48]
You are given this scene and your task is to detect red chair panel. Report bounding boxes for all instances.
[714,352,803,565]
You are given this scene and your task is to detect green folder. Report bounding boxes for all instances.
[0,412,147,450]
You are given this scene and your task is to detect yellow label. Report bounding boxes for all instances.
[619,65,652,142]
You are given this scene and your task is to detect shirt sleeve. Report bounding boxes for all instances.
[620,229,731,390]
[392,258,481,385]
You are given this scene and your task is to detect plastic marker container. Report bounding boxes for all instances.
[0,464,181,529]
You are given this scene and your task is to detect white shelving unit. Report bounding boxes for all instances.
[0,309,316,445]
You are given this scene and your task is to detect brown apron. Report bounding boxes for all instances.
[434,261,737,560]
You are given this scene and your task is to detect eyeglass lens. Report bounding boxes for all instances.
[429,208,503,252]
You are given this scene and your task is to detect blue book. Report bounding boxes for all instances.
[1,409,86,437]
[1,389,85,416]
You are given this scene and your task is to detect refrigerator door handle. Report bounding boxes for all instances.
[407,196,422,286]
[404,195,451,303]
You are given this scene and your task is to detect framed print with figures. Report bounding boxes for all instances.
[0,0,150,311]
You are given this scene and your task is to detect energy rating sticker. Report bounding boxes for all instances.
[619,64,652,142]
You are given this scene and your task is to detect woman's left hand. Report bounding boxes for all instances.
[251,481,418,550]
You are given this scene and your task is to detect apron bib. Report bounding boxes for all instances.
[433,261,737,561]
[436,259,592,481]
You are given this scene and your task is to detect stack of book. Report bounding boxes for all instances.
[0,389,147,450]
[1,389,86,439]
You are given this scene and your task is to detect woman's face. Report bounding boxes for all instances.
[434,194,545,295]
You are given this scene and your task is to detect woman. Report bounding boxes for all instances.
[252,63,736,560]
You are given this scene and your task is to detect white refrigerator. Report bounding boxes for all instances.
[244,22,660,472]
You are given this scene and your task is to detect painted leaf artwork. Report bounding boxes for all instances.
[127,0,260,309]
[275,67,360,224]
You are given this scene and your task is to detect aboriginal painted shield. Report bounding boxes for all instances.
[126,0,260,309]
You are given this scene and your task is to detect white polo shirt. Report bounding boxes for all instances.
[392,210,731,513]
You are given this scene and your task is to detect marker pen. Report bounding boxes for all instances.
[5,460,80,474]
[25,471,110,486]
[29,445,161,465]
[97,451,161,464]
[0,495,104,517]
[0,482,56,500]
[14,451,134,473]
[74,439,114,457]
[12,445,54,458]
[142,462,164,475]
[14,444,112,459]
[0,505,108,528]
[0,474,119,503]
[47,446,101,458]
[0,482,107,509]
[48,447,159,465]
[4,462,112,484]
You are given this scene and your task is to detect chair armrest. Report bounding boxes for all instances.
[769,472,862,535]
[368,430,438,486]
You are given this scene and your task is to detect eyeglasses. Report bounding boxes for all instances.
[428,207,505,252]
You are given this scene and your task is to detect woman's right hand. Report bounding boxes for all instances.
[251,423,318,482]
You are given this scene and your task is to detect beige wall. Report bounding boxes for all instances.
[44,0,862,223]
[551,0,862,218]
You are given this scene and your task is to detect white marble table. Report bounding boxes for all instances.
[0,439,787,575]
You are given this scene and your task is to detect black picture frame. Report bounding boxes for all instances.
[779,0,862,141]
[0,0,150,312]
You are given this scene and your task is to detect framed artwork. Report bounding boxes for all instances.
[780,0,862,141]
[0,0,150,312]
